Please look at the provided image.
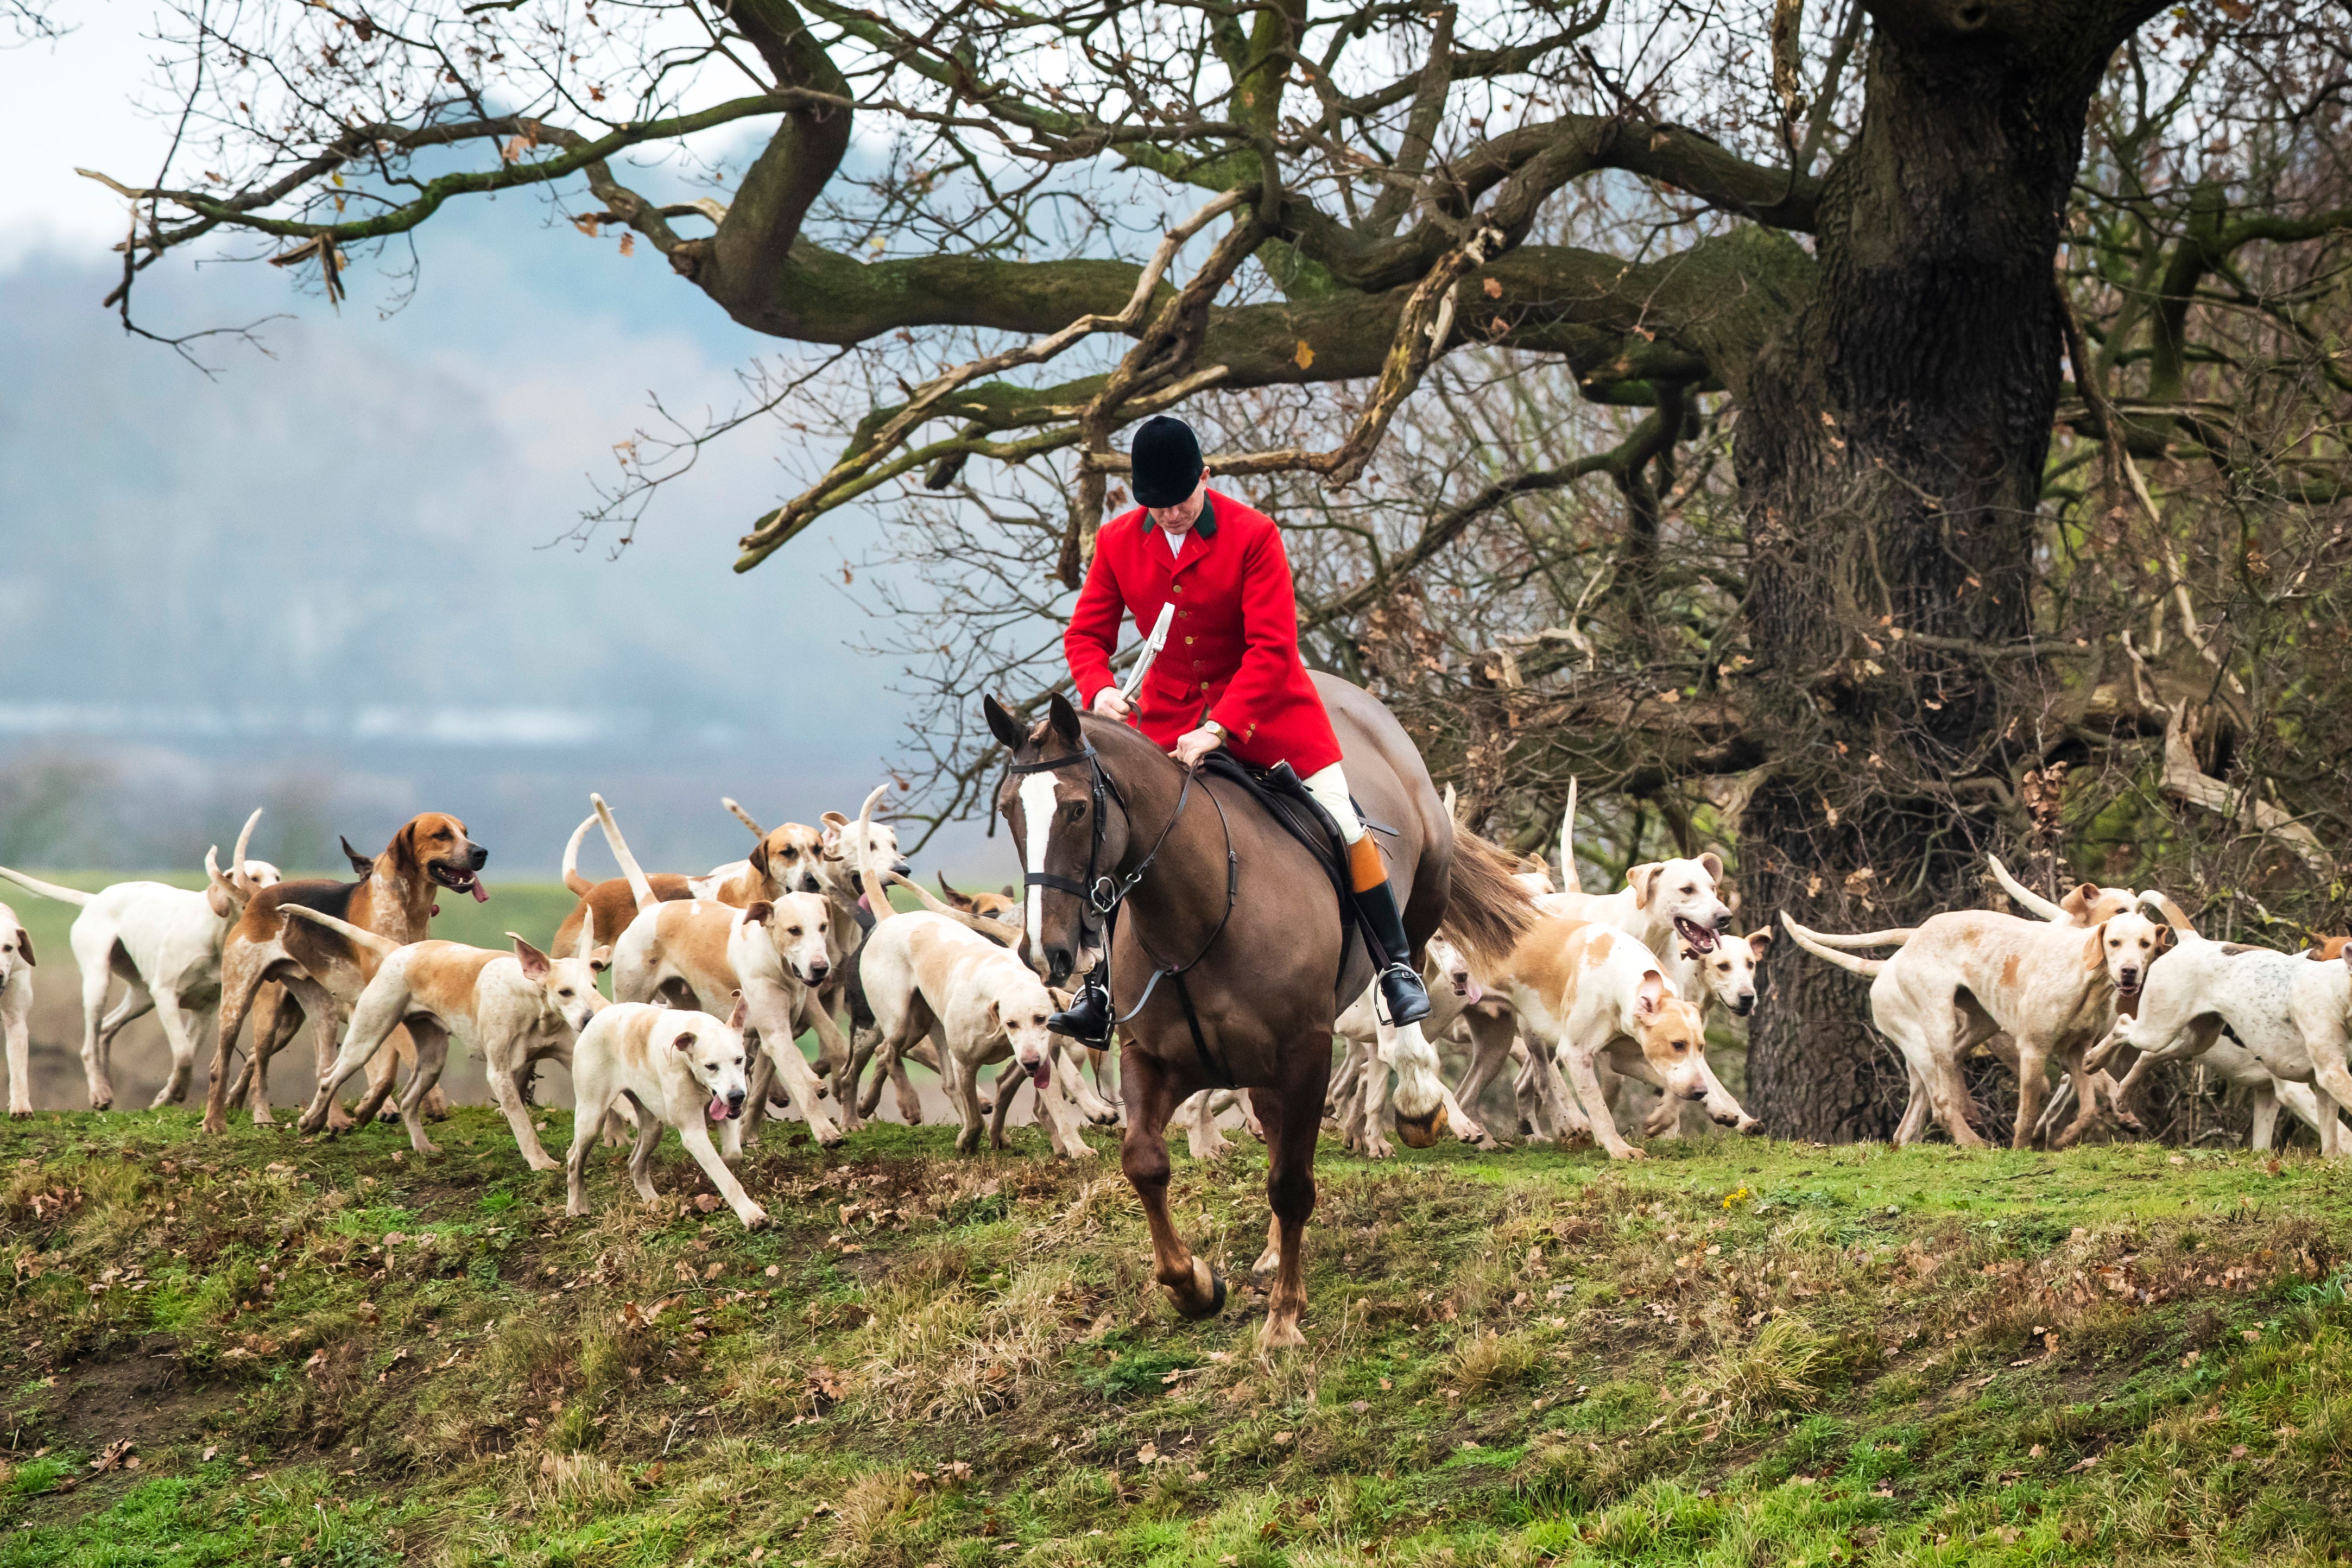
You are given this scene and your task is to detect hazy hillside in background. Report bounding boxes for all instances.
[0,241,999,877]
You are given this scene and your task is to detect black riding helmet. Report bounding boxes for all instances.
[1129,415,1205,508]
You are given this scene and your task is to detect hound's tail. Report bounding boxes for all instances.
[1558,777,1583,895]
[283,903,403,959]
[851,785,893,926]
[1439,829,1538,971]
[592,795,660,913]
[0,865,92,907]
[722,798,768,838]
[1792,924,1918,949]
[1985,854,2069,923]
[1779,914,1890,977]
[886,870,1015,947]
[560,814,598,897]
[2136,888,2203,938]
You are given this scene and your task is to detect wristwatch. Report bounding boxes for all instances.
[1202,720,1226,743]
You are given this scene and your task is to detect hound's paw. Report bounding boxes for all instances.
[739,1205,771,1231]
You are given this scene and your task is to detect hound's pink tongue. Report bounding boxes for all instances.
[1464,977,1484,1005]
[857,892,871,912]
[470,878,490,903]
[707,1096,728,1122]
[1029,1059,1051,1091]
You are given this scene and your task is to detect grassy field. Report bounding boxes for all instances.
[0,1109,2345,1567]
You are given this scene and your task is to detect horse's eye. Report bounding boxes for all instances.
[1065,802,1085,821]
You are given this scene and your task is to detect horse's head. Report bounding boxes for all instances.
[988,692,1134,985]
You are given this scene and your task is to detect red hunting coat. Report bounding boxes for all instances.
[1066,490,1344,776]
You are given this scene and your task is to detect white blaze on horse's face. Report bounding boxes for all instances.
[1020,771,1059,958]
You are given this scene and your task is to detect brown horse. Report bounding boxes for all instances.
[985,674,1528,1348]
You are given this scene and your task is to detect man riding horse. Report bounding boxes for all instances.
[1046,414,1434,1045]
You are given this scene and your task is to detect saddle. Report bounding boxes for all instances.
[1196,752,1391,1003]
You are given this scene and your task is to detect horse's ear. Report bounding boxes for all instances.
[1046,691,1083,746]
[984,695,1026,750]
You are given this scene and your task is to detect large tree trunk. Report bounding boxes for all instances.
[1734,2,2153,1141]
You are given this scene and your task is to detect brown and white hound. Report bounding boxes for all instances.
[202,813,487,1134]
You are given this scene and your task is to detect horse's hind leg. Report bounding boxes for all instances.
[1118,1049,1223,1320]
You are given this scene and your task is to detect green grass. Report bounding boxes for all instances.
[0,1114,2347,1565]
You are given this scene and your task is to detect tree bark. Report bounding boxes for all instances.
[1736,0,2160,1140]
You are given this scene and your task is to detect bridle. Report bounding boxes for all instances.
[1007,731,1240,1084]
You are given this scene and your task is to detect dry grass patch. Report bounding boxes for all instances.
[1696,1315,1830,1421]
[1448,1329,1542,1394]
[851,1260,1082,1420]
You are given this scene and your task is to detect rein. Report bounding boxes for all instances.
[1010,736,1241,1086]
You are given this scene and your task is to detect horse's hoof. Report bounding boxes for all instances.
[1259,1315,1306,1352]
[1393,1103,1449,1149]
[1165,1257,1226,1320]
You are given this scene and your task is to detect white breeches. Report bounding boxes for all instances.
[1301,762,1367,845]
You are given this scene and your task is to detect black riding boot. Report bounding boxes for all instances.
[1047,963,1115,1047]
[1352,875,1433,1026]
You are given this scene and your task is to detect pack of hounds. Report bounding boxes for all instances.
[0,777,2342,1231]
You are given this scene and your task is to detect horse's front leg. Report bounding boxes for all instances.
[1119,1048,1223,1320]
[1255,1045,1330,1350]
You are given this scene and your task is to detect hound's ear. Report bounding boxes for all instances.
[984,693,1027,751]
[819,812,849,858]
[11,931,33,966]
[1047,987,1074,1009]
[937,873,975,912]
[985,998,1002,1032]
[1698,851,1725,884]
[1746,928,1775,959]
[508,933,552,982]
[2059,883,2098,922]
[1001,885,1017,901]
[672,1029,697,1052]
[1626,863,1664,908]
[726,990,749,1032]
[2153,924,2176,953]
[1635,971,1666,1016]
[748,838,770,878]
[589,945,612,973]
[742,901,774,928]
[2082,920,2110,970]
[1046,690,1083,747]
[341,835,376,875]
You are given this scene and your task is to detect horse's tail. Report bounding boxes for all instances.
[1438,829,1537,970]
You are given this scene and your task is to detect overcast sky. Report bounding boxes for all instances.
[0,7,1010,878]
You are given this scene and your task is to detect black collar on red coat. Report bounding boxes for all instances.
[1142,490,1219,541]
